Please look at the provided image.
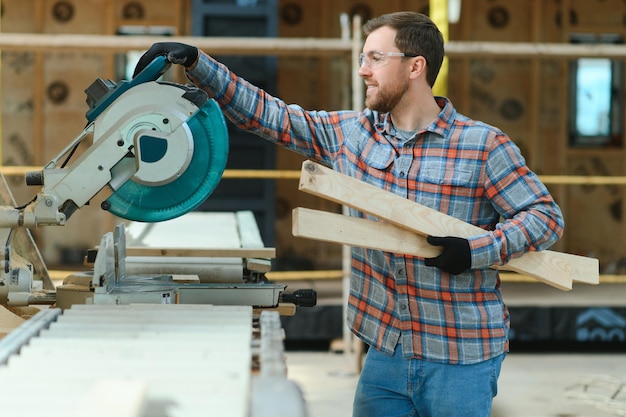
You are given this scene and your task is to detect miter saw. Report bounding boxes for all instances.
[0,56,315,310]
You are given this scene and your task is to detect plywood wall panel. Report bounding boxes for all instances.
[465,0,534,41]
[276,0,342,268]
[321,0,416,37]
[1,0,39,32]
[568,0,625,30]
[42,0,110,34]
[398,0,430,15]
[535,60,566,173]
[463,58,532,163]
[277,0,329,108]
[1,0,189,266]
[1,51,38,203]
[565,154,625,271]
[41,53,106,160]
[538,0,566,42]
[278,1,322,37]
[115,0,184,30]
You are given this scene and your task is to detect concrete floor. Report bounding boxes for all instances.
[286,351,626,417]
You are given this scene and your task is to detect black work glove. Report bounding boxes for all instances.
[133,42,199,78]
[424,236,471,275]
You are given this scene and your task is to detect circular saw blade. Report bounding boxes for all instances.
[104,98,228,222]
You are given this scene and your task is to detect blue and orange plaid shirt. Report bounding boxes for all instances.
[188,53,564,365]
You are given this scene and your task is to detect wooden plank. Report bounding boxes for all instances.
[171,274,200,283]
[2,33,626,59]
[298,161,600,290]
[253,303,296,318]
[293,207,599,287]
[126,247,275,259]
[292,207,440,258]
[0,33,352,56]
[265,270,343,281]
[246,258,272,273]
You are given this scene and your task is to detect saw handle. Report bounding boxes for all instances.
[85,56,171,123]
[281,289,317,308]
[132,55,171,84]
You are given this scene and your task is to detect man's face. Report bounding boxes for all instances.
[359,26,411,113]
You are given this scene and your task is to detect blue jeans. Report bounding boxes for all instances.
[353,345,505,417]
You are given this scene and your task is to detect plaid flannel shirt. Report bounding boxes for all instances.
[187,53,564,364]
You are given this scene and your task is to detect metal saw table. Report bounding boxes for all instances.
[0,303,306,417]
[55,211,301,310]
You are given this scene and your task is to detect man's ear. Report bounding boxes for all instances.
[409,56,428,80]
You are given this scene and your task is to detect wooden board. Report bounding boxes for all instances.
[293,207,440,258]
[253,303,296,318]
[126,247,276,259]
[298,161,600,290]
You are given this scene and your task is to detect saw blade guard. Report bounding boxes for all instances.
[104,97,229,222]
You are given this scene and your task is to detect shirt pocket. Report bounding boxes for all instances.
[360,142,394,170]
[420,164,476,187]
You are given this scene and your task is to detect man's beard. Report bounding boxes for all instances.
[365,80,407,113]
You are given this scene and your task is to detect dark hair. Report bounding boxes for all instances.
[363,12,444,87]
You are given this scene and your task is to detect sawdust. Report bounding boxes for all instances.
[0,305,26,340]
[7,306,41,319]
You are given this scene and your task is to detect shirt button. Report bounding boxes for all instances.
[399,171,406,177]
[400,304,408,310]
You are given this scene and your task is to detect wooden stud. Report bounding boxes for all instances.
[126,247,276,259]
[293,207,440,258]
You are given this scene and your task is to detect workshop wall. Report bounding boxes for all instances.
[446,0,626,271]
[274,0,430,271]
[0,0,189,265]
[275,0,626,273]
[2,0,625,273]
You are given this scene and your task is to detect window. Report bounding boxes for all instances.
[569,34,623,147]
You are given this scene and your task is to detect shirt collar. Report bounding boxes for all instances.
[428,96,456,138]
[372,96,457,139]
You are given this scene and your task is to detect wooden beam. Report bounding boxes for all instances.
[1,33,625,59]
[126,247,275,259]
[252,303,296,317]
[298,161,600,291]
[0,33,351,56]
[293,207,440,258]
[445,41,626,59]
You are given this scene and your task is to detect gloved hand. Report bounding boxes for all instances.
[133,42,199,78]
[424,236,471,275]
